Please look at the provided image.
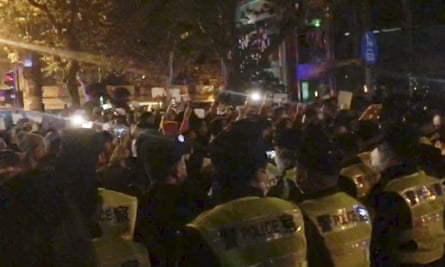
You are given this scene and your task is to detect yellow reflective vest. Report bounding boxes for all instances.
[383,171,445,265]
[188,197,307,267]
[340,162,381,199]
[300,192,372,267]
[95,188,151,267]
[94,239,151,267]
[266,163,298,200]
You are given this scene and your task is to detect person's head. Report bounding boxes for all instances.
[0,170,96,267]
[58,128,104,233]
[273,128,301,172]
[370,122,420,172]
[97,131,114,166]
[85,82,106,102]
[0,150,22,182]
[111,87,131,106]
[138,111,155,129]
[272,106,286,122]
[140,136,187,185]
[259,118,273,144]
[334,132,359,160]
[43,129,61,158]
[296,125,342,193]
[190,118,208,138]
[355,120,381,151]
[209,117,227,140]
[16,132,47,169]
[210,119,268,202]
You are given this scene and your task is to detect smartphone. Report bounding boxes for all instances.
[102,103,112,110]
[112,126,127,138]
[266,150,276,160]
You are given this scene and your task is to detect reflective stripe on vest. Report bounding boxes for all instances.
[384,171,445,265]
[300,192,372,267]
[188,197,307,267]
[340,162,381,199]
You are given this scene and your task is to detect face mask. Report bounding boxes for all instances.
[275,155,293,173]
[433,115,441,128]
[370,147,390,172]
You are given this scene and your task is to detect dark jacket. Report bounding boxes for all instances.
[134,181,208,267]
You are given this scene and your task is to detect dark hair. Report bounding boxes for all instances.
[297,125,342,175]
[0,171,96,266]
[209,118,225,136]
[86,82,106,98]
[383,123,420,162]
[210,120,267,201]
[140,136,184,183]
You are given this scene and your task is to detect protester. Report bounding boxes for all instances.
[16,131,47,170]
[134,135,206,267]
[0,170,96,267]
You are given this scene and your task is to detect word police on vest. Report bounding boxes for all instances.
[215,211,301,251]
[316,205,370,233]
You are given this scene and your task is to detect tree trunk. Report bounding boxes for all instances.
[66,60,80,107]
[24,52,43,111]
[224,54,244,105]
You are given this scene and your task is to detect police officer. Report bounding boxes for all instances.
[95,188,151,267]
[367,123,445,267]
[266,128,303,201]
[296,125,372,267]
[181,119,307,267]
[336,132,381,200]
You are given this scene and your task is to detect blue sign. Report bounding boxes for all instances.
[361,32,378,65]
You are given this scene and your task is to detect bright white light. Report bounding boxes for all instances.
[364,85,368,93]
[344,32,351,37]
[314,91,319,98]
[71,115,85,126]
[24,58,32,67]
[250,92,262,102]
[381,27,401,33]
[81,121,93,129]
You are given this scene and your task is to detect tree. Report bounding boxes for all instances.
[187,0,308,98]
[0,0,114,106]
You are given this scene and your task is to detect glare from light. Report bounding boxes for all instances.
[344,32,351,37]
[250,92,262,102]
[71,115,85,126]
[81,121,94,129]
[24,58,32,67]
[363,86,368,93]
[314,90,319,98]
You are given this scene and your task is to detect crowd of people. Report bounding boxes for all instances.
[1,82,445,267]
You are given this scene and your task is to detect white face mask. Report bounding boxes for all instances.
[433,115,441,127]
[274,155,286,173]
[370,147,390,172]
[275,155,294,173]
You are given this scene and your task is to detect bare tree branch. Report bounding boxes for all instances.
[26,0,61,33]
